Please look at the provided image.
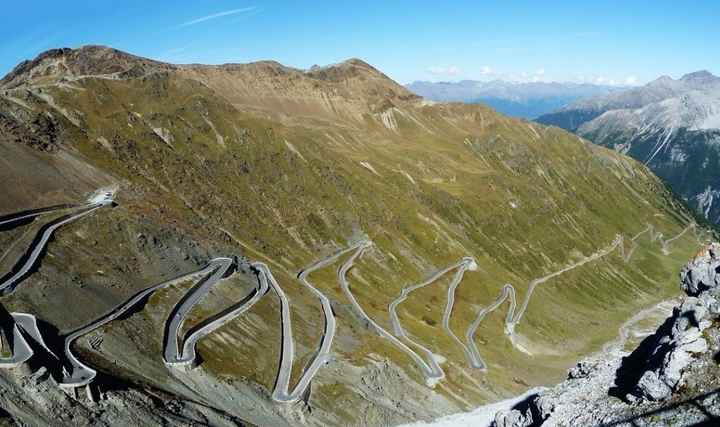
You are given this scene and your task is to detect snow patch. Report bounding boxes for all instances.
[669,146,687,163]
[152,127,175,148]
[359,161,381,176]
[695,186,720,219]
[284,139,307,162]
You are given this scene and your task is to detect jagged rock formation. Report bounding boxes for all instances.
[619,243,720,403]
[491,243,720,426]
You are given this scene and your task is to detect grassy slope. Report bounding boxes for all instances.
[0,63,708,420]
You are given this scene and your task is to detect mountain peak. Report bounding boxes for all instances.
[1,45,171,88]
[680,70,719,84]
[340,57,374,68]
[649,75,675,85]
[300,58,419,105]
[305,57,387,81]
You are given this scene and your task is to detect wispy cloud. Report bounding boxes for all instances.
[427,65,462,76]
[178,7,256,28]
[624,75,639,85]
[479,65,494,76]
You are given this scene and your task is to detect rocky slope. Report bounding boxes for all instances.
[536,71,720,225]
[0,46,709,426]
[405,80,622,119]
[491,243,720,426]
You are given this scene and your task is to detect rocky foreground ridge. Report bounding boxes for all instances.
[493,243,720,426]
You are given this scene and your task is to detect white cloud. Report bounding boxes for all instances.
[535,68,546,76]
[593,76,608,85]
[625,75,639,85]
[479,65,494,75]
[427,65,462,76]
[179,7,256,28]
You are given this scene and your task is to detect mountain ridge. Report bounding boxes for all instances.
[405,79,624,119]
[0,46,707,426]
[2,46,420,116]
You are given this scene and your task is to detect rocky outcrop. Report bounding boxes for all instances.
[681,243,720,296]
[622,243,720,402]
[493,408,534,427]
[0,46,173,89]
[629,297,710,401]
[492,243,720,426]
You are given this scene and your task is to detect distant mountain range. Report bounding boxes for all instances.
[537,70,720,225]
[405,80,625,119]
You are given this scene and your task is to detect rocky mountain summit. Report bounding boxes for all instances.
[536,71,720,225]
[536,71,720,131]
[492,243,720,426]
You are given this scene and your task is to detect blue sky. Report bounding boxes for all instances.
[1,1,718,85]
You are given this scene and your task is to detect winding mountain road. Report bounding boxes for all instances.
[164,257,271,366]
[0,319,34,368]
[250,262,295,402]
[0,204,77,228]
[388,258,477,383]
[0,193,114,295]
[179,271,269,365]
[60,262,221,388]
[464,284,516,370]
[257,241,369,403]
[163,257,235,366]
[465,221,701,367]
[163,258,236,366]
[0,189,704,393]
[0,313,56,368]
[504,234,624,337]
[441,257,481,368]
[336,242,451,385]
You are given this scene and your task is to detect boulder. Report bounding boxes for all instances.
[493,408,533,427]
[680,243,720,296]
